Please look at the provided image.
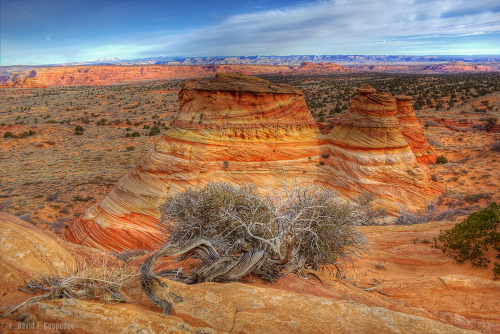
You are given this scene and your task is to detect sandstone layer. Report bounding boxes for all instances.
[1,62,352,88]
[293,61,351,74]
[2,65,294,87]
[65,73,326,251]
[396,95,437,164]
[65,75,442,252]
[423,61,493,73]
[324,84,442,212]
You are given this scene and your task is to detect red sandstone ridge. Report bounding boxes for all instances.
[324,83,443,213]
[293,62,351,74]
[423,61,493,73]
[396,95,437,164]
[2,65,295,87]
[65,76,442,252]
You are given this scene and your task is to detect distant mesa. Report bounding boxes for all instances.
[0,62,354,88]
[293,62,351,74]
[423,62,493,73]
[1,65,294,87]
[65,74,442,252]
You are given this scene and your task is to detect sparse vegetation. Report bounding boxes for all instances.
[74,125,84,135]
[436,155,448,164]
[396,203,465,225]
[5,258,136,317]
[434,203,500,277]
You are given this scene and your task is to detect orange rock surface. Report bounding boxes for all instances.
[65,76,442,252]
[0,212,76,292]
[3,65,294,87]
[396,95,437,164]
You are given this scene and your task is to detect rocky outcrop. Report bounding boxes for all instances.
[30,299,218,334]
[66,77,442,252]
[144,278,475,333]
[396,95,437,164]
[293,62,351,74]
[324,84,442,212]
[2,65,294,87]
[0,212,76,291]
[423,61,493,73]
[65,73,325,251]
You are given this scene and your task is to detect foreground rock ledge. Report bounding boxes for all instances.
[28,280,477,334]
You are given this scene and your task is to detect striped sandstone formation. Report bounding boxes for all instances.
[65,73,325,251]
[324,84,442,213]
[395,95,438,164]
[65,78,442,251]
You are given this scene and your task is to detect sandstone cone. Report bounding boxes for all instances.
[396,95,438,164]
[324,84,442,212]
[66,78,442,252]
[66,73,325,251]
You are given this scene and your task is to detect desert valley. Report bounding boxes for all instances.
[0,60,499,333]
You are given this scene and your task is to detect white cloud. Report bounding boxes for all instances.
[140,0,500,56]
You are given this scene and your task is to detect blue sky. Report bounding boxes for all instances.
[1,0,499,65]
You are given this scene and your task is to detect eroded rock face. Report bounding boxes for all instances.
[65,73,325,251]
[396,95,438,164]
[65,77,442,252]
[0,212,76,290]
[2,65,294,87]
[324,84,442,212]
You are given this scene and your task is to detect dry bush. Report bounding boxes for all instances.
[396,191,470,225]
[159,182,367,274]
[4,258,136,317]
[141,182,369,314]
[112,249,150,263]
[396,202,467,225]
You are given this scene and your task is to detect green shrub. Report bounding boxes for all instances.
[126,145,135,151]
[436,155,448,164]
[434,203,500,275]
[131,131,141,137]
[3,131,13,138]
[74,125,84,135]
[148,125,161,136]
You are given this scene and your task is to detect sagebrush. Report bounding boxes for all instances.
[141,182,372,314]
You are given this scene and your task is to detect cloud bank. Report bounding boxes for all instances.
[2,0,499,65]
[139,0,500,57]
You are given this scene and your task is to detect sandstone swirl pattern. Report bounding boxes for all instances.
[324,84,442,213]
[396,95,438,164]
[65,75,442,251]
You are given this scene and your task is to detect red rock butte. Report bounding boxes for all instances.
[65,75,443,252]
[325,83,442,212]
[396,95,438,164]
